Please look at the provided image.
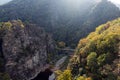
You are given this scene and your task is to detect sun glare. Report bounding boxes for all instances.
[63,0,81,8]
[108,0,120,4]
[0,0,12,5]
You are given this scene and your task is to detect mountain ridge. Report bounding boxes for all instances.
[0,0,120,47]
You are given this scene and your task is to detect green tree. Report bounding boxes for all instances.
[76,76,92,80]
[56,70,72,80]
[3,22,12,30]
[58,41,66,48]
[97,54,106,66]
[87,52,98,73]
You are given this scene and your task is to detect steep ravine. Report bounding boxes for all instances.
[31,47,75,80]
[0,20,57,80]
[31,56,68,80]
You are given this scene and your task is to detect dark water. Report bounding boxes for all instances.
[31,69,53,80]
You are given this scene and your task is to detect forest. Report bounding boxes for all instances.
[56,18,120,80]
[0,0,120,80]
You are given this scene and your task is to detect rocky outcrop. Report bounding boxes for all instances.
[0,20,56,80]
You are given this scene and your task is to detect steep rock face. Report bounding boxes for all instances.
[0,20,56,80]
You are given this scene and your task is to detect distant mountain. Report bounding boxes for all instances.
[52,0,120,46]
[0,0,120,47]
[81,0,120,35]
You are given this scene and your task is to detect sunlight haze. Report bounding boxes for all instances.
[109,0,120,4]
[0,0,12,5]
[0,0,120,5]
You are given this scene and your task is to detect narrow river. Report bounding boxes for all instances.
[49,56,67,80]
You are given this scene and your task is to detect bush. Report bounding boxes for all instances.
[0,73,10,80]
[3,22,12,30]
[58,41,66,48]
[56,70,72,80]
[76,76,92,80]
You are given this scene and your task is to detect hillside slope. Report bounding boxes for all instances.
[56,18,120,80]
[0,0,120,47]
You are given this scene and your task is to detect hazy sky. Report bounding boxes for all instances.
[108,0,120,4]
[0,0,12,5]
[0,0,120,5]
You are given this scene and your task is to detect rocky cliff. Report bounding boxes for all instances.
[0,20,56,80]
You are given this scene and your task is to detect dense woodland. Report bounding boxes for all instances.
[0,0,120,80]
[56,18,120,80]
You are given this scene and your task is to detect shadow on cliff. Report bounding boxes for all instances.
[31,69,53,80]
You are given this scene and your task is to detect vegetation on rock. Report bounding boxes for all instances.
[57,18,120,80]
[0,20,57,80]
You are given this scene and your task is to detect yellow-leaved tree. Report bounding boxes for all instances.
[56,70,72,80]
